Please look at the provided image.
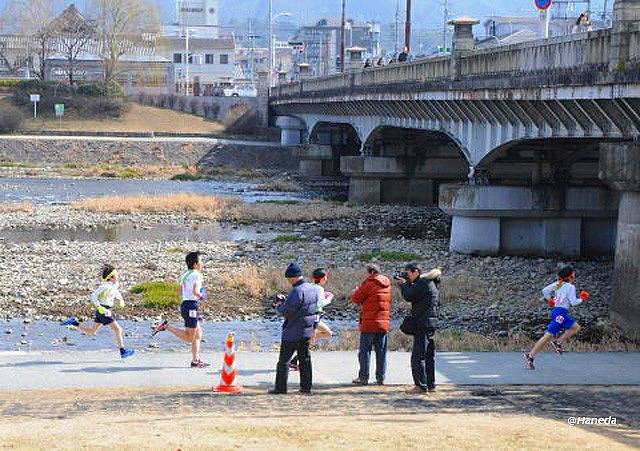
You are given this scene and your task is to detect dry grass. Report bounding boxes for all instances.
[439,273,489,304]
[21,103,225,134]
[256,178,304,193]
[220,265,286,299]
[72,193,356,223]
[0,202,34,213]
[0,387,634,450]
[72,193,242,217]
[319,328,640,353]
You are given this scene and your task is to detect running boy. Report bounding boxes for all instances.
[523,266,589,370]
[290,268,334,370]
[152,251,209,368]
[61,264,135,359]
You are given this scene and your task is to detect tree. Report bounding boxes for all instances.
[48,4,94,85]
[91,0,160,85]
[5,0,62,80]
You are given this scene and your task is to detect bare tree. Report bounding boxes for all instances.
[91,0,160,85]
[6,0,62,80]
[49,4,94,85]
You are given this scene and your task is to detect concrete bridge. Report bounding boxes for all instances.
[270,0,640,338]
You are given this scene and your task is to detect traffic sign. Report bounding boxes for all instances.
[535,0,552,10]
[55,104,64,117]
[30,94,40,102]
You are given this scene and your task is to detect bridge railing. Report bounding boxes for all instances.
[270,27,640,99]
[630,28,640,62]
[458,29,611,76]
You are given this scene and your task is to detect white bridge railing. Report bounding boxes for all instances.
[272,27,640,98]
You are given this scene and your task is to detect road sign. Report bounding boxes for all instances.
[535,0,552,10]
[55,104,64,117]
[30,94,40,119]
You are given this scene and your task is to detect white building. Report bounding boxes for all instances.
[163,0,220,39]
[159,0,234,95]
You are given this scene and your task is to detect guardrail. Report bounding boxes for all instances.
[458,29,611,76]
[271,27,640,98]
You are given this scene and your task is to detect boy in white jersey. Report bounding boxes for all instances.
[152,251,209,368]
[523,266,589,370]
[61,264,134,359]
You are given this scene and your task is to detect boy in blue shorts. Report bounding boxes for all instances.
[523,266,589,370]
[62,264,134,359]
[153,251,210,368]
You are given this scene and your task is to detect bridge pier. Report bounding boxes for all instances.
[342,156,467,205]
[275,116,305,146]
[600,142,640,339]
[439,184,618,257]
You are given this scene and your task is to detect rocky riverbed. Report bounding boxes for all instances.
[0,202,618,346]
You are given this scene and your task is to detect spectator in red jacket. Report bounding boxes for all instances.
[351,264,392,385]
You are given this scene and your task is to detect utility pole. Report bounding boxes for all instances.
[340,0,346,72]
[442,0,448,52]
[268,0,272,87]
[404,0,412,52]
[394,0,400,54]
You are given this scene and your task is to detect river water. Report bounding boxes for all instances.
[0,177,308,205]
[0,319,359,353]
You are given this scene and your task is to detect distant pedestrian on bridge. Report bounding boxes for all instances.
[398,46,409,63]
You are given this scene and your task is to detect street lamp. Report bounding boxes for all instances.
[268,1,293,86]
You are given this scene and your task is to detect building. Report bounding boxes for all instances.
[1,4,171,87]
[163,0,220,39]
[292,18,382,76]
[159,0,234,95]
[163,36,235,95]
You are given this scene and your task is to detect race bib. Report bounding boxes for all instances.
[103,309,112,317]
[189,309,198,319]
[555,315,565,324]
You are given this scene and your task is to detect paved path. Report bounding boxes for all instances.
[1,351,638,390]
[0,134,280,147]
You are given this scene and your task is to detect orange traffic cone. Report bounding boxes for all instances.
[214,332,243,393]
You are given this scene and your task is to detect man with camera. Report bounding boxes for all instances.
[269,263,322,395]
[396,263,441,394]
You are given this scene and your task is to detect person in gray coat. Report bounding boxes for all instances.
[269,263,321,394]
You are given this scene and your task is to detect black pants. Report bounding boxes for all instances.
[274,339,312,393]
[411,328,435,390]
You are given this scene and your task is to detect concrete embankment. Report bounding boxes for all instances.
[0,136,298,174]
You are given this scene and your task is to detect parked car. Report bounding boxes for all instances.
[223,85,257,97]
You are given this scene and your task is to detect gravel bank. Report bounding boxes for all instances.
[0,204,616,342]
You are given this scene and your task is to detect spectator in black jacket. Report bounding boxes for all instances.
[398,263,441,394]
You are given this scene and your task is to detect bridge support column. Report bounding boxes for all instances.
[276,116,305,146]
[439,184,618,257]
[600,142,640,339]
[293,144,334,176]
[609,0,640,71]
[342,156,467,206]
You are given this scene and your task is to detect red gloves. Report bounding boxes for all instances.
[547,298,556,307]
[580,290,590,302]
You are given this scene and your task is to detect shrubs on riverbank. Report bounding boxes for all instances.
[0,104,26,133]
[11,80,128,121]
[71,193,356,223]
[0,202,34,213]
[256,178,303,193]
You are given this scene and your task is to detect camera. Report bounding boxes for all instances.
[393,271,409,280]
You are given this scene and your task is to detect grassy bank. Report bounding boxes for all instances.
[21,103,225,134]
